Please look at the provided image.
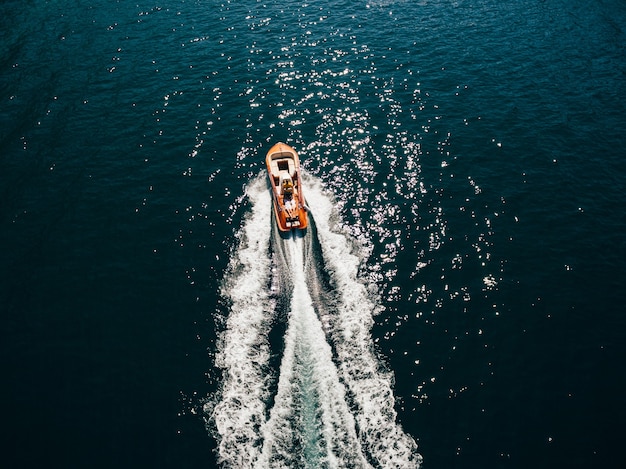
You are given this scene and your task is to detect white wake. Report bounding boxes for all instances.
[208,173,421,468]
[304,175,421,468]
[256,232,370,468]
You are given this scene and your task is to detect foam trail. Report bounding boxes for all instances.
[303,174,422,468]
[209,172,421,468]
[209,174,274,468]
[257,233,371,469]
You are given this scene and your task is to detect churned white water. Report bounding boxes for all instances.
[209,175,274,467]
[304,176,421,468]
[257,232,369,468]
[208,173,421,468]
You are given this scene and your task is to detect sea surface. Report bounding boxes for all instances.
[2,0,625,468]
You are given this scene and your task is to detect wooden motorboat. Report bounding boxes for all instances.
[265,142,308,232]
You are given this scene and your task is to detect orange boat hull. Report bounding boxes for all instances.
[265,142,308,232]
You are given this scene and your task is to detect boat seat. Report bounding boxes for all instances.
[269,159,280,177]
[270,157,296,178]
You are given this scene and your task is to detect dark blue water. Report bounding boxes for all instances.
[2,0,625,467]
